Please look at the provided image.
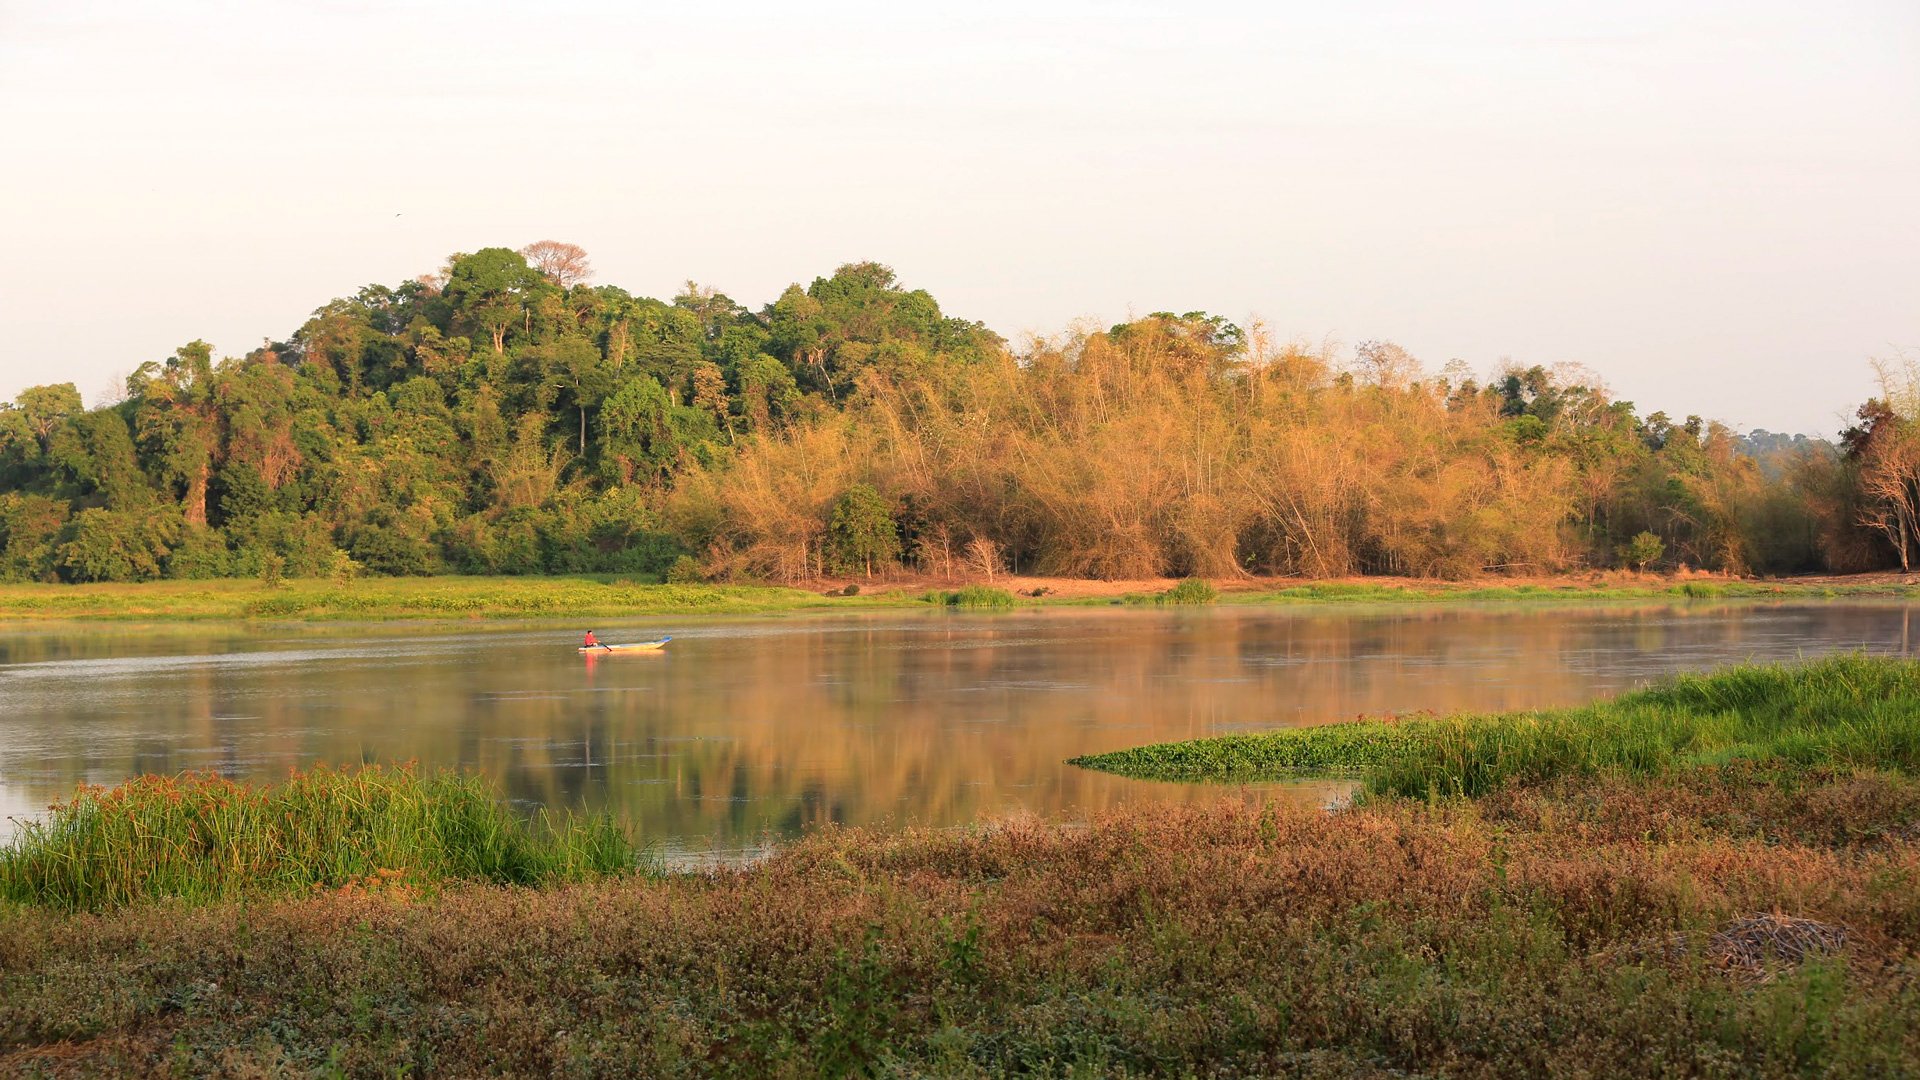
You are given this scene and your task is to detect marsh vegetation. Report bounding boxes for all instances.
[3,657,1919,1074]
[1071,654,1920,796]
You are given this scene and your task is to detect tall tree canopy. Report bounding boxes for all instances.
[0,244,1877,584]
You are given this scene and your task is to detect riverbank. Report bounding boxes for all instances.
[4,659,1919,1074]
[0,570,1915,622]
[3,767,1915,1075]
[0,577,860,621]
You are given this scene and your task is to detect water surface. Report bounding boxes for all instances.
[1,602,1912,857]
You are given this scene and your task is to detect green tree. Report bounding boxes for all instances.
[521,339,612,455]
[828,483,900,577]
[46,409,148,510]
[131,342,221,527]
[12,384,83,456]
[443,248,543,354]
[1619,531,1665,571]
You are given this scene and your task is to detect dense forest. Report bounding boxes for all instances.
[0,242,1912,584]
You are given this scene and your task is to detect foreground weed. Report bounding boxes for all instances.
[3,785,1919,1075]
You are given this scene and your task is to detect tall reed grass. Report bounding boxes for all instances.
[0,766,636,912]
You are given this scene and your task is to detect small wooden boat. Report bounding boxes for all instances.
[579,637,671,654]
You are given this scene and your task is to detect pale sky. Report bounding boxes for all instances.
[1,0,1915,435]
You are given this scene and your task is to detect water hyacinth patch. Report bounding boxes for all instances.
[1073,654,1920,798]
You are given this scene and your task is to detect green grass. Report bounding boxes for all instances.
[1223,579,1918,606]
[0,576,875,622]
[0,574,1912,623]
[1072,654,1920,798]
[1068,721,1430,780]
[1116,577,1220,606]
[1160,577,1219,604]
[0,766,639,912]
[927,585,1018,609]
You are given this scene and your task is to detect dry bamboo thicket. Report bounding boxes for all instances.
[672,317,1827,583]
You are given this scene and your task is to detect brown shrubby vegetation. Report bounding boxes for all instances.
[3,770,1917,1076]
[676,315,1825,581]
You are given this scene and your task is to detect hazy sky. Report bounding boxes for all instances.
[1,0,1914,435]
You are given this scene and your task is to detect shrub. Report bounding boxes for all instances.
[0,492,68,581]
[56,508,178,583]
[667,554,705,584]
[226,511,338,578]
[165,526,231,579]
[1620,531,1665,571]
[327,548,361,587]
[348,521,446,577]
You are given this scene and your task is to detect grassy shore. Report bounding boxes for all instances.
[3,767,1917,1075]
[1222,577,1920,606]
[1069,654,1920,797]
[0,576,869,621]
[5,661,1920,1074]
[0,572,1914,623]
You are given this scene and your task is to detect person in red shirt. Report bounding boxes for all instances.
[583,630,600,648]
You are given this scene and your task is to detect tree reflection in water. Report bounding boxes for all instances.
[0,603,1911,857]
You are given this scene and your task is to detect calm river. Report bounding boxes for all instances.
[1,602,1914,859]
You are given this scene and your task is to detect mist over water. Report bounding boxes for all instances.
[0,603,1912,858]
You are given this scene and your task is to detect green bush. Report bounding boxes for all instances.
[327,548,361,586]
[55,508,177,583]
[667,554,704,584]
[226,511,339,578]
[0,493,69,582]
[166,526,231,579]
[348,521,447,576]
[1619,530,1665,571]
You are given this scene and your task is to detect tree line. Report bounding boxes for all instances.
[0,243,1906,584]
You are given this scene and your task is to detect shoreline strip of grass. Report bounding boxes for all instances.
[1071,654,1920,798]
[1221,579,1920,606]
[0,574,1913,623]
[0,577,869,622]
